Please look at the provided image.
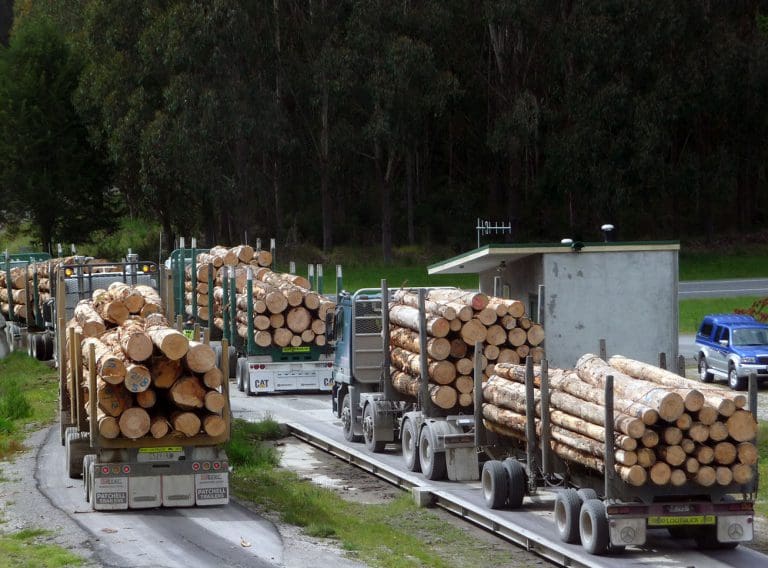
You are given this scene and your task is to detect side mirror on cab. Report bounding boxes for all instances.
[325,310,336,344]
[719,339,729,347]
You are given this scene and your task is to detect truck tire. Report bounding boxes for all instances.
[83,455,95,502]
[237,358,247,392]
[728,364,747,391]
[401,418,421,472]
[698,356,714,383]
[42,333,55,361]
[65,428,89,479]
[481,460,508,509]
[363,403,386,453]
[341,395,361,443]
[226,346,238,379]
[554,488,582,544]
[502,458,526,509]
[580,499,609,555]
[419,424,446,481]
[577,488,598,502]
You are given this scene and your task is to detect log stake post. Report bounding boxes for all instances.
[222,269,230,343]
[289,261,296,274]
[540,359,551,476]
[175,248,184,320]
[246,268,255,356]
[604,374,616,500]
[5,253,14,324]
[473,341,486,447]
[207,263,214,326]
[88,343,98,447]
[336,265,343,303]
[525,356,537,480]
[677,355,686,378]
[599,338,607,361]
[229,266,237,349]
[317,264,324,295]
[308,264,315,291]
[68,326,77,424]
[32,262,42,327]
[75,330,87,431]
[193,323,200,343]
[418,289,434,417]
[659,352,667,370]
[190,238,198,325]
[381,280,394,400]
[270,238,276,271]
[749,373,759,492]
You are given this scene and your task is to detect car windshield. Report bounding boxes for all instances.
[732,328,768,346]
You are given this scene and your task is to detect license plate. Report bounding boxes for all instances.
[137,446,183,462]
[648,515,715,526]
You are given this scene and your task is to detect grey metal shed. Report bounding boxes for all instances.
[427,241,680,369]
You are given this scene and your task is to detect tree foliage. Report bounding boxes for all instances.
[0,14,111,247]
[4,1,768,257]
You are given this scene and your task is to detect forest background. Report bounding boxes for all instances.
[1,1,768,263]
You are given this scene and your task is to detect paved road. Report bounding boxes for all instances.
[679,278,768,299]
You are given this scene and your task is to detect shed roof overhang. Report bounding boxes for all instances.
[427,241,680,275]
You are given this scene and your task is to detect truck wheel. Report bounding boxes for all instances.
[728,364,747,391]
[481,460,508,509]
[580,499,609,555]
[554,488,582,544]
[698,356,714,383]
[401,418,421,472]
[341,395,361,443]
[363,403,386,453]
[83,455,95,502]
[227,346,238,379]
[42,333,55,361]
[419,425,446,481]
[237,359,247,392]
[577,488,598,502]
[502,458,526,509]
[65,428,88,479]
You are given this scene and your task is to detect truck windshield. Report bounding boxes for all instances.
[732,328,768,346]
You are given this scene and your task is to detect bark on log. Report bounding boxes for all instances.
[577,354,684,422]
[145,314,189,360]
[391,347,456,385]
[393,290,458,320]
[390,370,458,408]
[427,289,489,311]
[388,328,451,361]
[82,337,126,384]
[74,300,106,337]
[389,305,450,338]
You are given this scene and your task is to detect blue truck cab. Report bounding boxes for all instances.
[695,313,768,390]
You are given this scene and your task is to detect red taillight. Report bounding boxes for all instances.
[327,362,333,368]
[213,462,220,470]
[102,466,110,474]
[192,462,200,471]
[123,465,130,474]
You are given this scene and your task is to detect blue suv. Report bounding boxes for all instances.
[695,314,768,390]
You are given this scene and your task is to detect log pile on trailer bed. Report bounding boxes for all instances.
[186,244,334,348]
[483,355,757,488]
[65,283,227,441]
[388,288,544,410]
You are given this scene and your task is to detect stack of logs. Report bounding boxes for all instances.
[482,354,758,488]
[1,256,107,323]
[67,282,227,441]
[185,244,334,348]
[388,288,545,411]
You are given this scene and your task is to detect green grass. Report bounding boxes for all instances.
[679,248,768,281]
[678,296,762,333]
[0,353,83,565]
[228,419,523,568]
[0,529,83,568]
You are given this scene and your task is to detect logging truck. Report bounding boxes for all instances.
[328,281,757,555]
[59,257,230,510]
[1,251,55,360]
[166,243,335,396]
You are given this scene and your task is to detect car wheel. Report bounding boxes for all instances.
[698,356,714,383]
[728,364,747,391]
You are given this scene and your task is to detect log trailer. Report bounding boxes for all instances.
[59,257,230,510]
[166,242,336,396]
[327,281,757,555]
[2,251,55,359]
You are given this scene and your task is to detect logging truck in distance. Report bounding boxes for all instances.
[166,244,335,396]
[327,281,757,555]
[59,257,230,510]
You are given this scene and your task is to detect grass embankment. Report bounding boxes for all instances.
[678,297,761,334]
[679,248,768,281]
[227,419,521,568]
[0,353,83,567]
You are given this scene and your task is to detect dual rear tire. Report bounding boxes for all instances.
[481,458,527,509]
